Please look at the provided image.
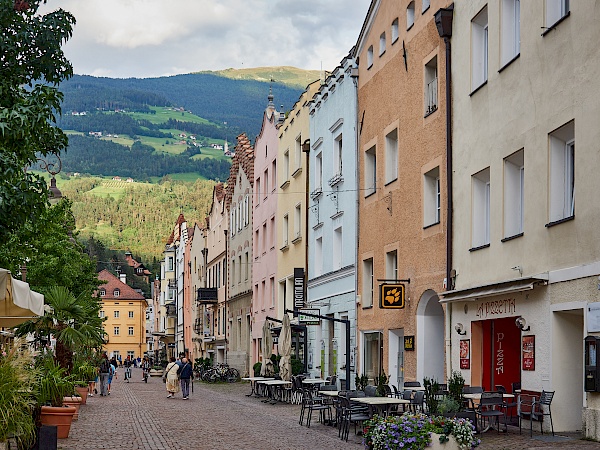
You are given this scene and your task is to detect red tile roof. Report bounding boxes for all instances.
[96,269,146,300]
[225,133,255,208]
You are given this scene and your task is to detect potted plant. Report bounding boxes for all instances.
[0,345,37,450]
[355,373,369,392]
[150,365,164,377]
[363,412,480,450]
[253,362,262,377]
[375,371,389,397]
[444,371,477,428]
[424,377,441,415]
[36,360,77,439]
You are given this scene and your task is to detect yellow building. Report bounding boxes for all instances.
[97,269,148,362]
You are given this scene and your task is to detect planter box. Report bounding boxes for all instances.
[62,396,82,420]
[149,369,164,377]
[40,405,76,439]
[75,386,89,404]
[442,411,478,433]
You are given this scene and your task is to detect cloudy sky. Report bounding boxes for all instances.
[39,0,371,79]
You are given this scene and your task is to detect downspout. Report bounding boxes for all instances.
[302,138,310,373]
[435,5,454,377]
[224,229,228,365]
[351,64,360,386]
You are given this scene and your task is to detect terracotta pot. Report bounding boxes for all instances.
[62,396,82,420]
[40,405,76,439]
[75,386,89,404]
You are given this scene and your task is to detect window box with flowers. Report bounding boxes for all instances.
[363,412,480,450]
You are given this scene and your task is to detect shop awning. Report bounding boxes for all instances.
[439,276,548,304]
[0,268,45,327]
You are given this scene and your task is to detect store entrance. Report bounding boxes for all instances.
[479,317,521,392]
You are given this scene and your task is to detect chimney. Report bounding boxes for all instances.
[120,273,127,284]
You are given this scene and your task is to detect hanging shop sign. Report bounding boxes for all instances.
[404,335,415,351]
[298,308,320,325]
[294,268,305,310]
[380,284,405,309]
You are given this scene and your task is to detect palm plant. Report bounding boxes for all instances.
[15,286,106,373]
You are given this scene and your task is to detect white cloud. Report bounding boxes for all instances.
[38,0,370,78]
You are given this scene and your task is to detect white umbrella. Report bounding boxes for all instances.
[278,314,292,381]
[0,268,45,328]
[260,320,273,376]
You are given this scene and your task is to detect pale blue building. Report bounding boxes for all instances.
[306,54,358,389]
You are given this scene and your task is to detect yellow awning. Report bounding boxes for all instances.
[0,268,45,327]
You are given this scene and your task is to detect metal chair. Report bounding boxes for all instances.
[364,385,377,397]
[519,391,554,436]
[300,388,332,428]
[476,391,506,434]
[496,385,518,425]
[340,396,370,441]
[410,391,424,413]
[404,381,421,388]
[391,384,401,398]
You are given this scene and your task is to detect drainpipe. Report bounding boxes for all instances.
[351,63,360,387]
[435,5,454,377]
[302,138,310,373]
[224,229,228,365]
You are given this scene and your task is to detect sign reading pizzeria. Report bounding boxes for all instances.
[380,284,405,309]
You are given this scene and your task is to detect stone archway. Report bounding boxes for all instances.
[416,289,445,384]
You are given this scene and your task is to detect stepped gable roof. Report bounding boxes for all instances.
[96,269,145,300]
[225,133,254,208]
[165,213,186,245]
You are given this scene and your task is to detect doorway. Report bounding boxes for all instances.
[416,290,445,383]
[478,317,520,391]
[388,329,404,389]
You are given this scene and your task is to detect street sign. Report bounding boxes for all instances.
[298,308,320,325]
[380,283,405,309]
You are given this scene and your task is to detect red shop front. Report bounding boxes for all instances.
[471,316,521,392]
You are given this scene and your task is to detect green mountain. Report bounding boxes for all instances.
[202,66,322,89]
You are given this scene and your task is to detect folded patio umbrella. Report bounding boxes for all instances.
[0,268,45,328]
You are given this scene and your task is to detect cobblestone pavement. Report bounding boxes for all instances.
[58,368,600,450]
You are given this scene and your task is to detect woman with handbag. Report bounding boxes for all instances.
[163,356,180,398]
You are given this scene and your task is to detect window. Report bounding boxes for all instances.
[391,19,399,43]
[128,326,134,336]
[422,0,430,12]
[231,258,236,286]
[223,258,226,286]
[385,129,398,183]
[365,146,377,196]
[503,149,524,238]
[546,0,569,28]
[256,178,261,205]
[128,311,134,318]
[294,204,301,240]
[279,280,287,311]
[127,351,135,359]
[271,160,277,192]
[363,331,383,379]
[114,326,120,336]
[501,0,520,65]
[334,134,343,176]
[270,277,275,307]
[362,258,374,308]
[367,45,374,68]
[283,214,289,247]
[230,209,236,237]
[424,56,438,116]
[407,2,415,29]
[424,167,441,227]
[316,151,323,190]
[379,32,386,56]
[471,6,488,91]
[238,255,242,283]
[333,227,342,270]
[472,168,491,248]
[262,223,267,253]
[283,150,290,181]
[386,250,398,280]
[167,256,174,271]
[315,237,323,276]
[100,289,106,296]
[244,195,249,226]
[549,121,575,223]
[244,252,249,280]
[99,310,105,318]
[263,169,269,200]
[114,310,120,318]
[270,217,275,247]
[295,136,302,171]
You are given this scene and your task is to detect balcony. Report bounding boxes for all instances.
[310,187,323,200]
[165,302,176,317]
[328,173,343,187]
[168,279,177,289]
[196,287,218,305]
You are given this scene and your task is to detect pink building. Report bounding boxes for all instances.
[252,90,281,367]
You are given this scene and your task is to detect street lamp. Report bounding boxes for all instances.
[36,150,63,204]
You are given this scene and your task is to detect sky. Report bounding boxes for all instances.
[39,0,372,79]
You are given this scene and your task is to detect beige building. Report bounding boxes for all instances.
[442,0,600,436]
[355,0,452,388]
[97,269,148,361]
[225,133,255,376]
[188,222,208,362]
[277,81,320,319]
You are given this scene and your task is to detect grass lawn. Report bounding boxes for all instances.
[126,106,218,126]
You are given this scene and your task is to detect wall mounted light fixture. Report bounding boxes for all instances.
[455,323,467,335]
[515,316,530,332]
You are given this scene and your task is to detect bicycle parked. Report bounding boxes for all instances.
[200,363,240,383]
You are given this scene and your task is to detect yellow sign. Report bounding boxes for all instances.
[380,284,405,309]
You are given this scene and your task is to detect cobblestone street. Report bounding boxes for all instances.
[58,368,600,450]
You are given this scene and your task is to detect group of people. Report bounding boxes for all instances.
[93,353,152,396]
[163,356,194,400]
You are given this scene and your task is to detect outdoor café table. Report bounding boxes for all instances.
[302,378,327,391]
[241,377,274,397]
[260,380,292,404]
[319,390,340,397]
[351,396,410,417]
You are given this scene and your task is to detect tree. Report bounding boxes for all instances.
[0,0,75,242]
[15,286,105,373]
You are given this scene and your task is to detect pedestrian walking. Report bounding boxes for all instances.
[124,356,133,382]
[107,358,117,394]
[118,354,122,367]
[163,356,180,398]
[177,357,193,400]
[98,353,111,396]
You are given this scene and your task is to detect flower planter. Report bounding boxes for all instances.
[430,433,460,450]
[75,386,89,404]
[149,369,164,377]
[62,396,82,420]
[40,405,76,439]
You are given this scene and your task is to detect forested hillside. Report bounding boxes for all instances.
[63,135,231,181]
[62,177,216,261]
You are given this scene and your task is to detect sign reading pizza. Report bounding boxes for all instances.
[379,284,405,309]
